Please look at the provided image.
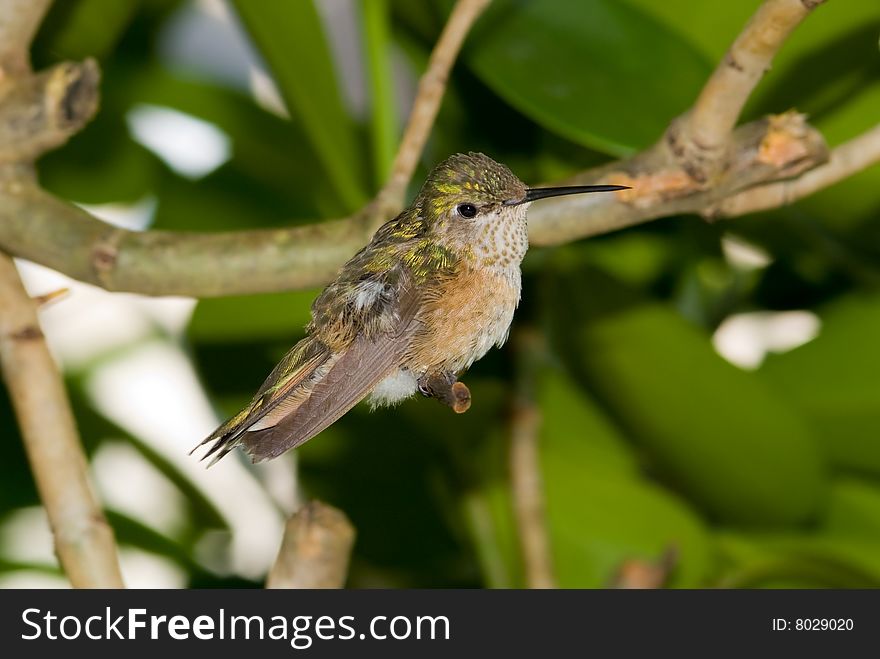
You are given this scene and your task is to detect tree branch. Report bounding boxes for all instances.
[0,0,123,589]
[0,113,830,296]
[0,0,52,77]
[0,183,376,295]
[527,111,827,245]
[708,123,880,218]
[0,253,124,587]
[0,0,494,297]
[266,500,355,589]
[666,0,827,182]
[0,0,863,300]
[0,59,100,163]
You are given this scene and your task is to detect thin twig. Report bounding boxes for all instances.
[0,254,124,588]
[31,286,69,307]
[266,500,355,589]
[378,0,492,212]
[509,404,555,588]
[709,123,880,218]
[667,0,827,182]
[610,548,678,589]
[509,330,556,589]
[0,0,52,77]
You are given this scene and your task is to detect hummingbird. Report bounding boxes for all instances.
[193,152,627,465]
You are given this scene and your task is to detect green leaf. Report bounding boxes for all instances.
[67,389,228,531]
[716,476,880,587]
[127,66,344,217]
[582,233,673,289]
[760,293,880,477]
[0,385,38,511]
[537,364,637,476]
[546,473,711,587]
[746,0,880,139]
[121,435,227,532]
[231,0,368,210]
[38,111,161,204]
[715,532,880,588]
[624,0,880,143]
[35,0,140,61]
[465,0,711,155]
[719,531,880,587]
[106,510,212,578]
[545,261,826,526]
[361,0,399,185]
[537,364,710,587]
[461,483,519,588]
[821,478,880,541]
[150,156,333,233]
[188,289,319,343]
[621,0,759,61]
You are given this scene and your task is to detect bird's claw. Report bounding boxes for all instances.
[418,373,471,414]
[449,381,471,414]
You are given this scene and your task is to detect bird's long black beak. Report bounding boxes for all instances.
[505,184,630,206]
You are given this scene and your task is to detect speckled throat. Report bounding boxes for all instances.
[452,204,530,272]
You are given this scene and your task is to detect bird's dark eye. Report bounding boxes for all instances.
[457,203,478,219]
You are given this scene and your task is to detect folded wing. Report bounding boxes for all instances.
[194,270,422,465]
[241,275,422,462]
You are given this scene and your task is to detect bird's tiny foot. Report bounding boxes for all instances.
[417,372,472,413]
[450,381,471,414]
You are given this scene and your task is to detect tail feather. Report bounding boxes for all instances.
[239,316,419,462]
[191,336,333,466]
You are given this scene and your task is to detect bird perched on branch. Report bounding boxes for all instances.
[193,152,626,465]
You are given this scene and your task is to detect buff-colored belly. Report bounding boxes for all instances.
[406,265,520,375]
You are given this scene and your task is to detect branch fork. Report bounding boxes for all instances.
[0,59,99,165]
[665,0,829,183]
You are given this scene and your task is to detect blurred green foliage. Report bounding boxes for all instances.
[1,0,879,588]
